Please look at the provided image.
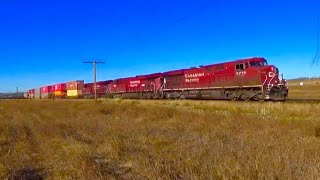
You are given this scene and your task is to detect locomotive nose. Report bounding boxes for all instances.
[261,65,278,77]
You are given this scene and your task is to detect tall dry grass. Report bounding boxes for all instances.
[0,99,320,179]
[288,85,320,99]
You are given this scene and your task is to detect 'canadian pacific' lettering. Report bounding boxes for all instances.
[184,73,205,78]
[185,78,200,83]
[130,80,140,84]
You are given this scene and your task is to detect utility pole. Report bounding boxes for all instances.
[83,60,105,102]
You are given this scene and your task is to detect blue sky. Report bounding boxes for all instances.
[0,0,319,92]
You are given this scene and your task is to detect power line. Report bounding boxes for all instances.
[83,60,105,102]
[312,16,320,67]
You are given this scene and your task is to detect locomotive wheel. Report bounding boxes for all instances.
[269,87,286,101]
[242,96,250,101]
[158,93,164,99]
[230,93,239,101]
[231,96,237,101]
[179,94,186,100]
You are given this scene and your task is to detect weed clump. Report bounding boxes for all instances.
[8,168,45,180]
[99,108,112,115]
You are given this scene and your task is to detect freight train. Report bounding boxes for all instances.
[27,57,288,101]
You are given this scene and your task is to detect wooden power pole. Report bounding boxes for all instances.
[83,60,105,101]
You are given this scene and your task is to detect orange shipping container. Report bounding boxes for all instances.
[53,91,66,97]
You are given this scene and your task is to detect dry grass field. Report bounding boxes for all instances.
[1,99,320,179]
[287,78,320,99]
[288,85,320,99]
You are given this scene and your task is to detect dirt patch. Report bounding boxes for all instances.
[92,155,141,179]
[23,125,37,146]
[8,168,46,180]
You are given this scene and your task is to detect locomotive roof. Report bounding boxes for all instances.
[208,57,265,65]
[232,57,266,63]
[162,57,266,73]
[114,57,267,81]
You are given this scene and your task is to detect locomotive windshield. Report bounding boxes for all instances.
[250,60,268,67]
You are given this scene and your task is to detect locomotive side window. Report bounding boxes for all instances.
[236,64,244,70]
[264,60,268,66]
[250,61,268,67]
[250,62,261,66]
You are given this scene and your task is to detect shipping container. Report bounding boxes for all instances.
[40,86,53,99]
[53,91,66,97]
[66,80,84,90]
[66,80,84,98]
[52,83,67,98]
[52,83,66,92]
[67,90,82,98]
[40,86,52,93]
[29,94,35,99]
[23,92,29,98]
[35,94,41,99]
[28,89,35,99]
[34,88,41,99]
[35,88,40,94]
[28,89,35,94]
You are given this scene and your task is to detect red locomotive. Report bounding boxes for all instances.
[106,57,288,101]
[83,80,112,98]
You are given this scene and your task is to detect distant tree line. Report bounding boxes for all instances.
[0,93,25,99]
[296,77,320,80]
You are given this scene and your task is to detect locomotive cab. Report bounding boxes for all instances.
[235,58,288,101]
[249,59,288,100]
[249,59,268,67]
